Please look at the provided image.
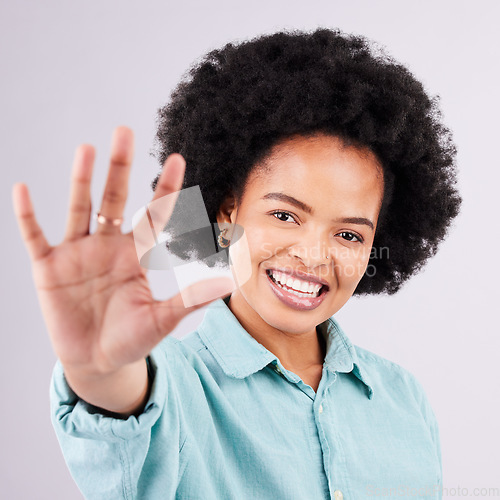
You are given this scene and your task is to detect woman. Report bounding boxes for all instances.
[13,29,460,499]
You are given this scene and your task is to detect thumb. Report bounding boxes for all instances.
[152,277,235,334]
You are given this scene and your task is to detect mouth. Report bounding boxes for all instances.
[266,269,328,297]
[265,269,329,311]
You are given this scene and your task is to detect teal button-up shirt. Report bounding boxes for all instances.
[51,298,442,499]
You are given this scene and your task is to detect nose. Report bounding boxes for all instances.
[288,237,331,269]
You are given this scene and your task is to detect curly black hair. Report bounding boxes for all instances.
[151,28,461,295]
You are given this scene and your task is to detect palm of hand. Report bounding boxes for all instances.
[33,232,162,373]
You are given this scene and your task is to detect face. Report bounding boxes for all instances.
[217,134,384,336]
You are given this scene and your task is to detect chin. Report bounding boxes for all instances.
[261,311,320,335]
[256,297,332,333]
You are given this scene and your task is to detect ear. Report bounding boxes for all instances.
[216,195,237,229]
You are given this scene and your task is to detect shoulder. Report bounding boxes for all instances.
[353,344,438,424]
[353,345,427,406]
[354,344,416,377]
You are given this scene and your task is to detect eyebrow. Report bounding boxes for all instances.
[261,192,375,230]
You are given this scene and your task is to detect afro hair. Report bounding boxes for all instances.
[151,28,461,295]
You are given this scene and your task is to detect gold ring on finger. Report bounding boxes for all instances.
[96,212,124,227]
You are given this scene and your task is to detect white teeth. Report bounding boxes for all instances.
[269,270,323,297]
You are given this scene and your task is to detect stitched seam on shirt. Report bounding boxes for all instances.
[329,318,352,353]
[164,346,191,469]
[119,440,132,500]
[178,434,191,485]
[197,323,235,375]
[179,433,188,453]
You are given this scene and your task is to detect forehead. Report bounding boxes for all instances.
[246,134,384,200]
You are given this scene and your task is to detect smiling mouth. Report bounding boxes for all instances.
[266,269,328,298]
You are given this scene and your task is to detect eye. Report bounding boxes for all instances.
[337,231,363,243]
[270,211,298,224]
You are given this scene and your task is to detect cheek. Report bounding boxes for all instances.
[228,221,286,286]
[245,225,286,263]
[228,226,253,288]
[332,246,372,283]
[230,225,290,289]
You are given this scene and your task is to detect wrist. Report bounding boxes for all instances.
[63,358,149,417]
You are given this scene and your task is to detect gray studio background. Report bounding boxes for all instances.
[1,0,499,498]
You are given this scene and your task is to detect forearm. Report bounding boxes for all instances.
[63,358,150,418]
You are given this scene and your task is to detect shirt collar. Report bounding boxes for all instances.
[197,298,373,399]
[319,316,374,399]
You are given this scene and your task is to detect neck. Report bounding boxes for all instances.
[227,292,326,371]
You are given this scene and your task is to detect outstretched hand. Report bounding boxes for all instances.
[12,127,233,380]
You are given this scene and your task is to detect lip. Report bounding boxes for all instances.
[265,269,328,311]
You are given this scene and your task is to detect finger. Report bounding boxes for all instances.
[151,277,234,337]
[138,153,186,241]
[97,126,134,234]
[12,183,51,261]
[64,144,95,240]
[152,153,186,202]
[125,154,185,246]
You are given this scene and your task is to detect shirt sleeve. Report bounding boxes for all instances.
[404,370,443,497]
[426,397,443,496]
[49,347,170,500]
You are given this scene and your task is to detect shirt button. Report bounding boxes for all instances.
[333,490,343,500]
[319,404,323,414]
